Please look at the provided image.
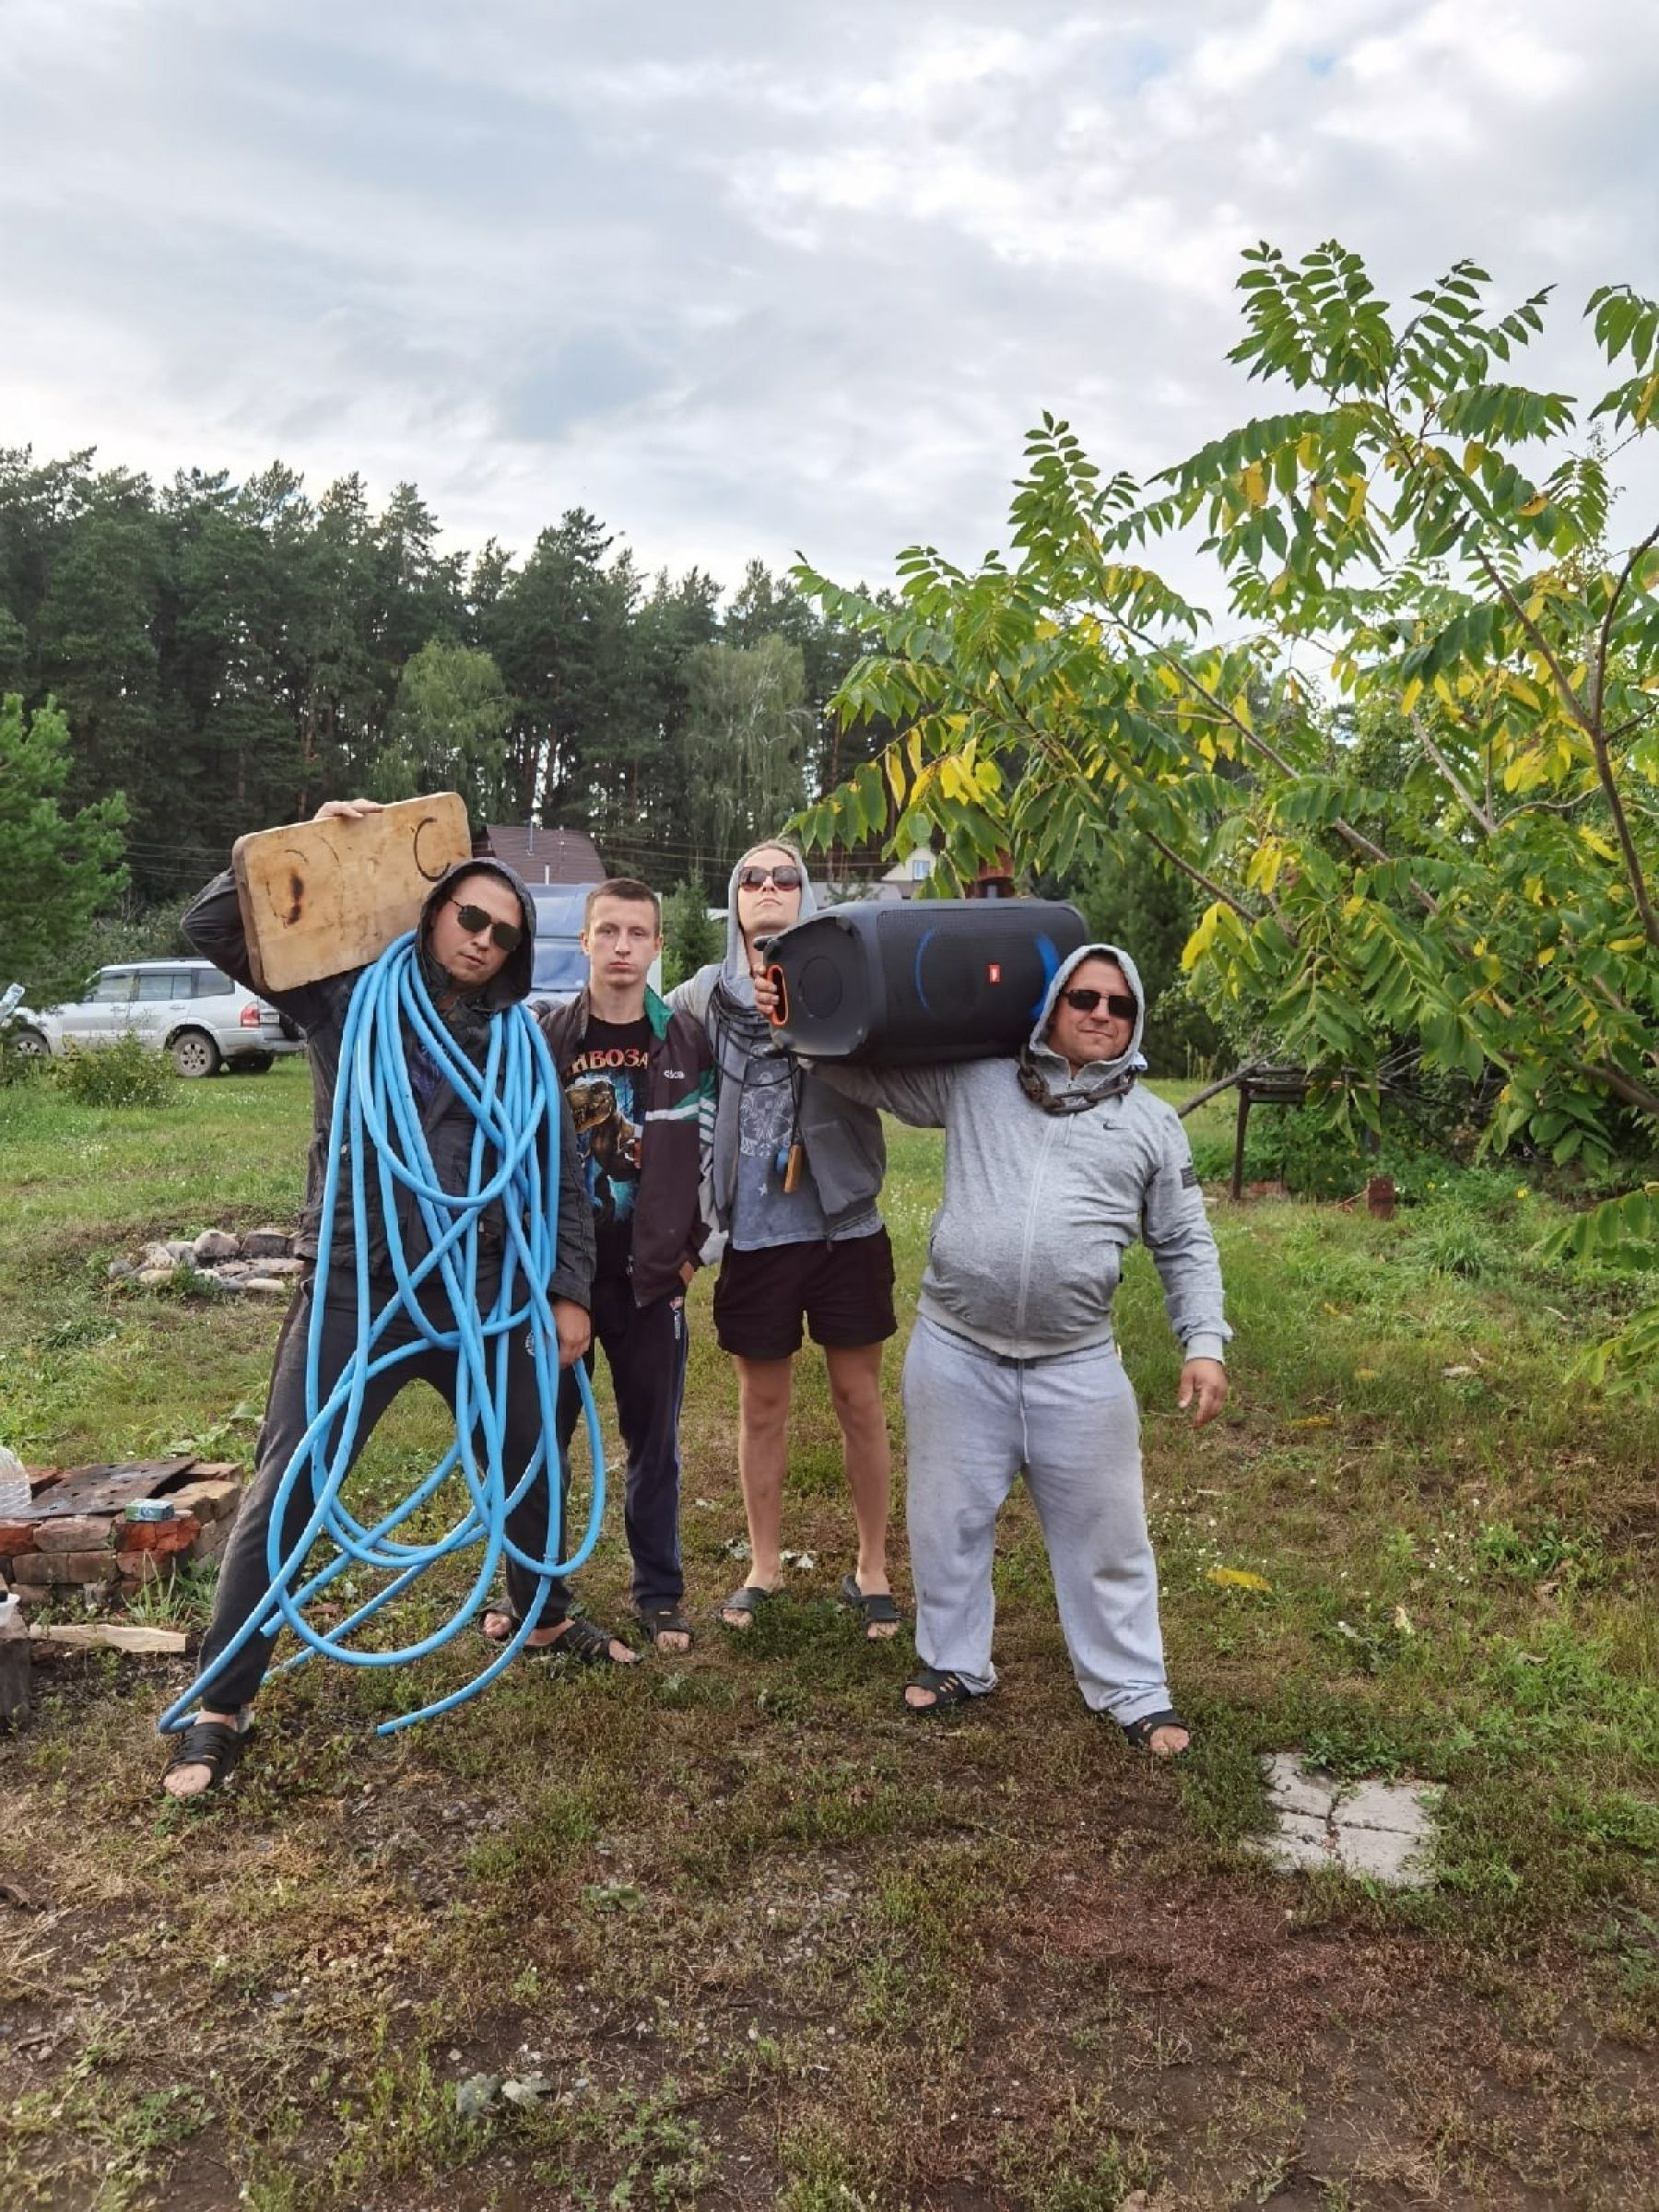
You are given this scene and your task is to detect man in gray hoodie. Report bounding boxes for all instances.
[802,942,1229,1756]
[669,841,900,1637]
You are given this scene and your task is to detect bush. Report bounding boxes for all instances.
[52,1032,177,1110]
[0,1027,43,1088]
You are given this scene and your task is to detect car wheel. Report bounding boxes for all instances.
[171,1030,221,1078]
[8,1028,49,1058]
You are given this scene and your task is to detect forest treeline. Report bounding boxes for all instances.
[0,448,899,903]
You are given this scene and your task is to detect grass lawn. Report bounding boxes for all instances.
[1,1057,1655,2209]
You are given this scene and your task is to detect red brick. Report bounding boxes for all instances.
[12,1549,116,1584]
[0,1524,37,1556]
[165,1479,241,1523]
[35,1515,116,1553]
[119,1513,201,1556]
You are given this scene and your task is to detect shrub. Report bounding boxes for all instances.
[52,1032,176,1110]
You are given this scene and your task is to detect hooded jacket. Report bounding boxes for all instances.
[535,984,715,1308]
[182,854,594,1309]
[812,942,1229,1364]
[667,841,886,1239]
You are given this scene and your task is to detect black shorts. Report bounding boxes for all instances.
[713,1229,898,1362]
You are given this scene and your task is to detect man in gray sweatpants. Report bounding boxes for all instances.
[806,942,1229,1759]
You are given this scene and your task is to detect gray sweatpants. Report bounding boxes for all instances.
[901,1314,1172,1724]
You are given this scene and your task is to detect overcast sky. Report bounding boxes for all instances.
[3,0,1654,603]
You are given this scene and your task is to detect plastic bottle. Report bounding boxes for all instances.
[0,1444,29,1520]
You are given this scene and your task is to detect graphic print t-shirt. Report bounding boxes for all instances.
[559,1015,653,1283]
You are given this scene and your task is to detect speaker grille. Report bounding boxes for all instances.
[877,906,1065,1041]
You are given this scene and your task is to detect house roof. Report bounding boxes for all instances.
[480,823,606,886]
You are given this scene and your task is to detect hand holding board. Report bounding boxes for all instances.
[232,794,473,992]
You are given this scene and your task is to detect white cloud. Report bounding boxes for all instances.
[0,0,1654,603]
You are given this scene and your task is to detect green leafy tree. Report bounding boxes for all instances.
[684,633,811,877]
[660,878,722,990]
[796,241,1659,1383]
[0,694,128,999]
[372,640,512,821]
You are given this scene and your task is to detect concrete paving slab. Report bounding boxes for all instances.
[1251,1753,1439,1889]
[1339,1778,1437,1836]
[1245,1808,1337,1874]
[1262,1751,1340,1818]
[1332,1820,1433,1887]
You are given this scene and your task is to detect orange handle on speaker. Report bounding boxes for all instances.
[763,962,790,1027]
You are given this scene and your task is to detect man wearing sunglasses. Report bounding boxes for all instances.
[670,840,900,1640]
[800,943,1230,1758]
[160,800,597,1797]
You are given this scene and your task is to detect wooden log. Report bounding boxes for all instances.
[231,793,472,993]
[28,1622,187,1655]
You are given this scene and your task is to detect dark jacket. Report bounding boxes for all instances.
[182,856,594,1310]
[535,986,715,1309]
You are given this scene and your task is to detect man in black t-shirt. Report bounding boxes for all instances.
[486,879,715,1655]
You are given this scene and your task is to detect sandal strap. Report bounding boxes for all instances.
[556,1615,629,1665]
[720,1584,774,1618]
[164,1717,253,1788]
[1121,1709,1190,1748]
[639,1606,692,1641]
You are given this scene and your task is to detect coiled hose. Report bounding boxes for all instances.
[159,932,604,1736]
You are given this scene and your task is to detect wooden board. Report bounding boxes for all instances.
[29,1623,187,1654]
[231,794,473,993]
[11,1459,194,1525]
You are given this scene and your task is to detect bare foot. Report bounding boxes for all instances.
[1147,1724,1190,1759]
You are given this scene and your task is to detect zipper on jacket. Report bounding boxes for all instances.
[1012,1114,1063,1342]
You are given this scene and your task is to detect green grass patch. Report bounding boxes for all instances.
[0,1066,1653,2207]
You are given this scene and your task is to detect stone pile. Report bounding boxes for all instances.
[108,1225,304,1296]
[0,1457,247,1611]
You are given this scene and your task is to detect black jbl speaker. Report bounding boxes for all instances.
[764,900,1088,1065]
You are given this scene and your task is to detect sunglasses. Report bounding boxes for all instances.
[1059,987,1137,1019]
[448,900,523,953]
[735,864,803,892]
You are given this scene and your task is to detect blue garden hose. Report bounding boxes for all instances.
[159,932,605,1737]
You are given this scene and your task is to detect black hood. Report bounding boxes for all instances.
[418,858,538,1011]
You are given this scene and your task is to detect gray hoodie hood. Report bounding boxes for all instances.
[718,839,818,1009]
[1021,940,1147,1106]
[666,837,885,1236]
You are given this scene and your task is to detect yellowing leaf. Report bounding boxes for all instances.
[1206,1567,1273,1594]
[1536,946,1556,966]
[1181,903,1223,973]
[1242,462,1268,508]
[1288,1415,1334,1430]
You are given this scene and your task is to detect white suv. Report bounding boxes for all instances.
[8,961,303,1078]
